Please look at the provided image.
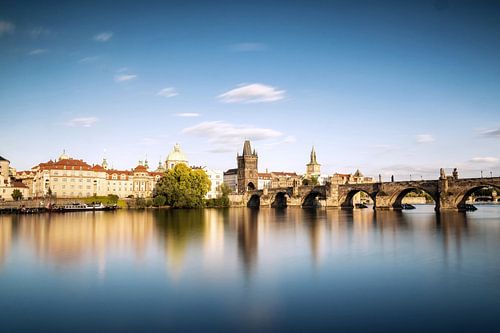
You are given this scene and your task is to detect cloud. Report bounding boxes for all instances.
[218,83,285,103]
[0,20,15,37]
[29,27,51,38]
[480,128,500,138]
[94,32,113,42]
[28,49,48,55]
[230,42,267,52]
[78,56,100,64]
[415,134,435,144]
[469,157,498,164]
[157,87,178,98]
[114,74,137,82]
[175,113,200,117]
[182,121,284,152]
[67,117,99,127]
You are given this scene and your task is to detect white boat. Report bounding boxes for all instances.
[53,202,110,212]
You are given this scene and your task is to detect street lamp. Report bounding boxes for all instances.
[481,170,483,178]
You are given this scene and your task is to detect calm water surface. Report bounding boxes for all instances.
[1,206,500,332]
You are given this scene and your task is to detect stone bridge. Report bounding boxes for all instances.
[240,176,500,212]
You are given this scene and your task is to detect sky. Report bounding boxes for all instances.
[0,0,499,179]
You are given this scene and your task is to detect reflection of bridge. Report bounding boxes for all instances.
[239,176,500,212]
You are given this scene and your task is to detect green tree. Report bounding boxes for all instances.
[154,164,211,208]
[153,195,167,207]
[12,189,23,201]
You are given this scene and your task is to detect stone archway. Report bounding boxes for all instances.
[302,191,324,208]
[340,189,376,209]
[247,194,260,208]
[454,185,500,210]
[389,187,438,210]
[247,182,256,191]
[271,192,288,208]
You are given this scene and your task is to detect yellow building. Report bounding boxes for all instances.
[26,152,163,199]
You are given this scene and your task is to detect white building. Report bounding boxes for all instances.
[203,167,223,199]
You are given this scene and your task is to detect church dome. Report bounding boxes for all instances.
[166,143,188,170]
[58,150,70,161]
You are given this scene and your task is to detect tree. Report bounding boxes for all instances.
[154,164,211,208]
[153,195,166,207]
[12,189,23,201]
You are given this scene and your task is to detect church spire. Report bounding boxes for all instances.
[310,146,318,165]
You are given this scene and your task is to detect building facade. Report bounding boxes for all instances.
[237,140,258,193]
[0,156,30,201]
[25,152,163,199]
[223,168,238,193]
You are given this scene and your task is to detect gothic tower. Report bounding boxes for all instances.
[237,140,258,193]
[306,146,321,177]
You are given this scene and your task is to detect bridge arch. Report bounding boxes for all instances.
[302,191,325,208]
[271,192,288,208]
[389,187,438,210]
[454,184,500,210]
[247,194,260,208]
[340,189,376,209]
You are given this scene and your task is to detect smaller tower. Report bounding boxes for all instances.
[102,158,109,170]
[306,146,321,178]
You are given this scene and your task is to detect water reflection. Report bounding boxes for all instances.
[1,206,500,331]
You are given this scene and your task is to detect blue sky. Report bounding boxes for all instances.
[1,0,499,179]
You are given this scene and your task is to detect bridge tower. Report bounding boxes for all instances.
[306,146,321,178]
[237,140,258,193]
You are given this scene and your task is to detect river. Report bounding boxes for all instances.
[1,205,499,332]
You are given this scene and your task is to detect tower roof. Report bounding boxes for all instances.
[0,156,9,162]
[309,146,318,165]
[242,140,252,155]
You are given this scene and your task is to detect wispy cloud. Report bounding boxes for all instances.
[94,32,113,42]
[230,42,267,52]
[114,74,137,82]
[78,56,100,64]
[0,20,15,37]
[67,117,99,128]
[175,113,200,117]
[218,83,285,103]
[415,134,435,144]
[28,48,48,55]
[469,157,498,164]
[183,121,284,152]
[480,127,500,138]
[157,87,178,98]
[29,26,51,38]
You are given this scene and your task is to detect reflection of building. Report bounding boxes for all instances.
[223,168,238,193]
[0,156,30,200]
[237,140,258,193]
[166,143,188,170]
